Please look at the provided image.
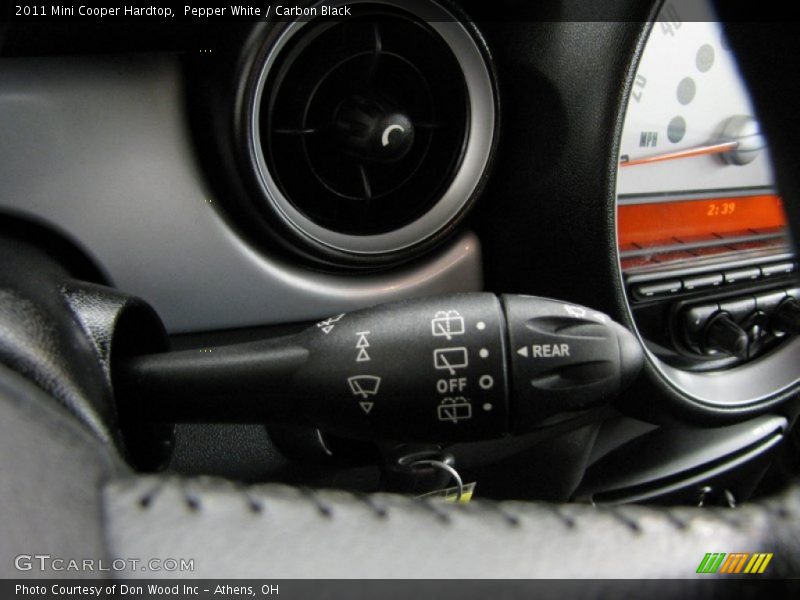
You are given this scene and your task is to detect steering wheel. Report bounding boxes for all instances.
[1,3,799,585]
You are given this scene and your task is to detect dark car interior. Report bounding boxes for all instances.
[2,0,800,583]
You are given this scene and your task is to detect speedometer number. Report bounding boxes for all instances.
[632,74,647,103]
[659,4,683,37]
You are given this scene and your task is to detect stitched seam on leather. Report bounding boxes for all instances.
[464,501,521,527]
[237,484,266,515]
[547,504,576,529]
[608,508,642,534]
[108,475,800,536]
[183,490,202,512]
[136,478,169,509]
[297,486,334,518]
[121,476,522,528]
[416,497,451,524]
[662,511,688,530]
[353,492,388,519]
[119,477,457,524]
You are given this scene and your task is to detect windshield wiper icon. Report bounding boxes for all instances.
[347,376,382,399]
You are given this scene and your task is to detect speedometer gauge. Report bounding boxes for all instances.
[617,16,774,196]
[615,0,799,409]
[617,1,787,267]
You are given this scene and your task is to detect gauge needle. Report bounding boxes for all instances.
[620,140,739,167]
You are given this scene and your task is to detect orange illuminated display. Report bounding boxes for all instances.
[617,194,786,248]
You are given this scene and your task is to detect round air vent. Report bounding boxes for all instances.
[244,0,496,263]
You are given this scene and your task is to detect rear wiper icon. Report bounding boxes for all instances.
[347,375,382,399]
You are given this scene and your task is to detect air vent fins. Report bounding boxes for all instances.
[263,10,469,235]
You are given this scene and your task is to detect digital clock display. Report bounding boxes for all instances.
[617,194,785,248]
[706,201,736,217]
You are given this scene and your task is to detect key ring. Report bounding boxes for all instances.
[409,459,464,503]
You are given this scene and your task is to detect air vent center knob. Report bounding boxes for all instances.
[334,96,415,163]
